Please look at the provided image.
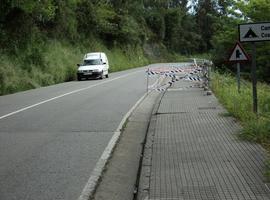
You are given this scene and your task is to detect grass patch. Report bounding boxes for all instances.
[0,41,82,95]
[211,72,270,141]
[0,36,200,96]
[0,39,151,95]
[211,71,270,179]
[0,55,36,94]
[239,119,270,144]
[107,46,149,72]
[218,112,233,117]
[1,36,198,96]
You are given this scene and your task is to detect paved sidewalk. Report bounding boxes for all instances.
[138,79,270,200]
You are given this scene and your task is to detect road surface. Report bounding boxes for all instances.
[0,67,150,200]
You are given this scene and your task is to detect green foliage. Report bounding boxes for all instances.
[117,14,144,45]
[0,38,151,95]
[195,0,218,51]
[1,0,270,95]
[76,1,96,35]
[211,16,239,65]
[164,9,203,54]
[211,0,270,83]
[180,14,203,54]
[8,0,56,22]
[0,55,36,95]
[238,0,270,21]
[43,41,80,83]
[240,119,270,144]
[164,9,183,49]
[211,72,270,144]
[107,46,149,72]
[257,44,270,83]
[145,10,166,41]
[94,3,118,36]
[0,0,235,55]
[212,72,253,120]
[52,1,78,40]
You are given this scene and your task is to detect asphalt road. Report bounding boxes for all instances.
[0,67,151,200]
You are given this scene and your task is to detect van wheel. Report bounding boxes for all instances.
[105,74,109,78]
[77,75,82,81]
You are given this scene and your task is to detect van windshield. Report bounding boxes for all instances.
[83,59,102,66]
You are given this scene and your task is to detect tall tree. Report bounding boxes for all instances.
[169,0,188,9]
[195,0,217,51]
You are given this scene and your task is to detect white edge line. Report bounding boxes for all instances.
[265,183,270,193]
[148,76,162,89]
[77,92,148,200]
[0,70,143,120]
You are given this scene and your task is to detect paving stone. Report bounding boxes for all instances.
[138,79,270,200]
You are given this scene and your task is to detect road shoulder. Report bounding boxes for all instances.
[92,91,161,200]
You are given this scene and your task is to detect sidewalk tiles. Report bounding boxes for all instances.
[138,80,270,200]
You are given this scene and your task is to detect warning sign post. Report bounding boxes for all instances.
[238,22,270,114]
[228,42,250,94]
[251,43,258,114]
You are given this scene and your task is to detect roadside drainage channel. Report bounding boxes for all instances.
[134,89,167,200]
[133,91,165,200]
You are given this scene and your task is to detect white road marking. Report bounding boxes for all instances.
[148,76,163,89]
[0,70,143,120]
[265,184,270,192]
[77,92,148,200]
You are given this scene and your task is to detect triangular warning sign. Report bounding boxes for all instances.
[228,42,250,62]
[244,28,258,38]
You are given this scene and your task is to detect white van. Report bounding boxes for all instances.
[77,52,109,81]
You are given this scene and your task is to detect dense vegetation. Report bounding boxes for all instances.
[0,0,270,95]
[211,71,270,179]
[212,72,270,143]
